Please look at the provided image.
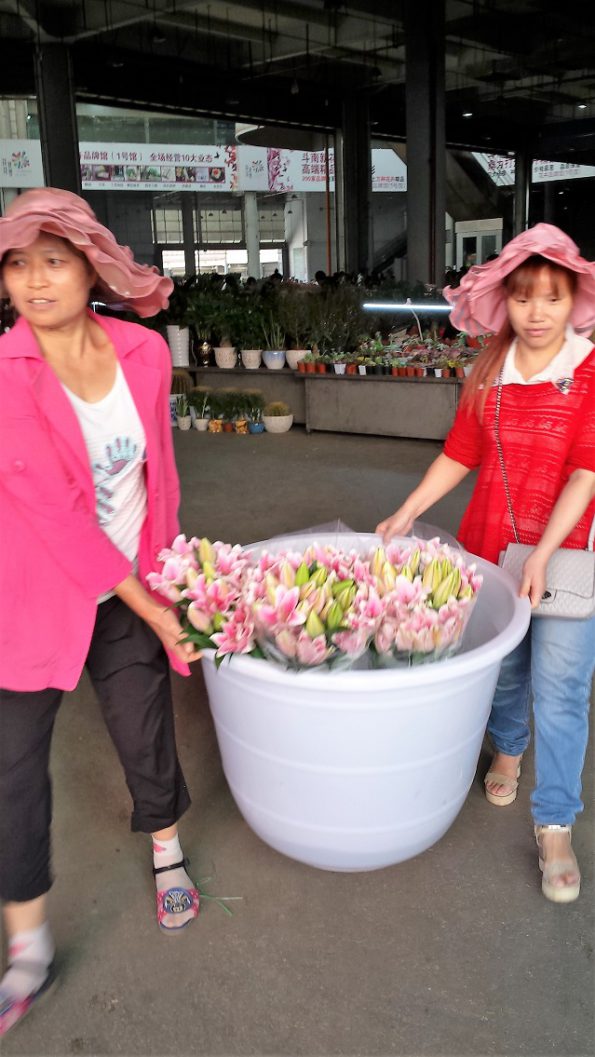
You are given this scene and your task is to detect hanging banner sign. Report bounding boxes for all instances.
[79,142,238,192]
[0,139,43,187]
[473,152,595,186]
[1,139,409,193]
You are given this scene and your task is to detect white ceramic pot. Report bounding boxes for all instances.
[434,368,443,378]
[463,364,474,377]
[194,418,209,431]
[286,349,309,371]
[333,363,346,375]
[263,414,293,433]
[263,349,286,370]
[358,365,367,375]
[166,325,190,367]
[201,531,530,872]
[176,415,192,431]
[214,346,237,369]
[241,349,262,369]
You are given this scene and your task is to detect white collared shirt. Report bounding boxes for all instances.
[501,325,593,386]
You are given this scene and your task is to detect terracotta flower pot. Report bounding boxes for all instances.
[346,364,357,375]
[298,361,307,373]
[405,366,415,377]
[455,367,465,379]
[391,367,399,376]
[305,362,316,373]
[397,366,406,377]
[222,421,235,433]
[316,363,327,374]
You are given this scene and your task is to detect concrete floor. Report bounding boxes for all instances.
[4,428,593,1057]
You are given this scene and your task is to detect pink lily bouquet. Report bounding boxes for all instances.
[369,538,483,666]
[146,535,259,665]
[148,535,482,671]
[246,543,383,670]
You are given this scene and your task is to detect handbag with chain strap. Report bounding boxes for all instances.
[494,369,595,619]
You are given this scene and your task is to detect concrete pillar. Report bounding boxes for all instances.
[34,45,81,193]
[513,148,531,233]
[340,98,371,274]
[181,195,196,275]
[405,0,446,285]
[243,191,261,279]
[333,132,345,273]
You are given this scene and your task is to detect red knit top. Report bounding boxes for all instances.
[443,347,595,564]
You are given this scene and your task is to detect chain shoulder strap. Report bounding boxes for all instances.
[494,369,521,544]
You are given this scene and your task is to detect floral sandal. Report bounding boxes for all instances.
[0,962,57,1037]
[154,859,200,933]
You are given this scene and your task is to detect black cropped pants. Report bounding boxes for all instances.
[0,596,191,902]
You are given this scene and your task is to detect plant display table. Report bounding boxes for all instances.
[201,532,530,872]
[186,367,463,439]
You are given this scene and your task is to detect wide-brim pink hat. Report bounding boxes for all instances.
[444,223,595,335]
[0,187,173,317]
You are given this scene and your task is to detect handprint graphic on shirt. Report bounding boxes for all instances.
[92,436,141,525]
[93,436,138,478]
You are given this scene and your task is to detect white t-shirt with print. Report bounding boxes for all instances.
[62,363,147,601]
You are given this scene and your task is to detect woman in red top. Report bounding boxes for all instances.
[378,224,595,904]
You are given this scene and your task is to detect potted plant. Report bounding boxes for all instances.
[169,368,193,426]
[244,389,266,433]
[210,289,243,368]
[237,300,266,370]
[233,391,250,434]
[263,400,293,433]
[163,276,195,367]
[262,312,286,370]
[216,389,239,431]
[175,394,192,431]
[278,288,312,370]
[207,391,225,432]
[189,388,210,431]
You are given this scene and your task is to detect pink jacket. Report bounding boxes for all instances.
[0,311,189,691]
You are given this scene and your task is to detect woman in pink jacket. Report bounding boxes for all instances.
[0,189,201,1036]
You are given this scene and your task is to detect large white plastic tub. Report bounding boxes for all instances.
[201,533,531,871]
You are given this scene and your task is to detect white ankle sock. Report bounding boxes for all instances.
[1,922,54,1001]
[152,833,184,869]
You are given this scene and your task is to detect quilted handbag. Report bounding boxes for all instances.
[494,370,595,619]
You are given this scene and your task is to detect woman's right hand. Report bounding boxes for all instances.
[376,502,417,543]
[147,605,202,664]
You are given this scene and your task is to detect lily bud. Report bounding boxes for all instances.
[212,611,225,631]
[326,601,345,631]
[198,538,216,565]
[371,547,386,578]
[305,610,325,638]
[202,560,216,582]
[186,567,199,589]
[432,571,456,608]
[408,548,421,576]
[400,564,414,582]
[295,562,310,587]
[458,584,474,600]
[279,561,295,588]
[422,559,438,590]
[332,578,355,597]
[382,563,397,589]
[265,573,279,604]
[311,567,328,587]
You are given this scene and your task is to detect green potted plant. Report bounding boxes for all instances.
[175,393,192,431]
[211,290,243,368]
[207,391,225,432]
[162,276,196,368]
[244,389,266,433]
[237,300,266,369]
[262,400,293,433]
[262,312,286,370]
[189,387,210,431]
[278,288,312,370]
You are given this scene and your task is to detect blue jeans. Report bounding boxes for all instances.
[487,614,595,825]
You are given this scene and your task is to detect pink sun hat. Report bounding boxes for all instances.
[444,222,595,336]
[0,187,173,317]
